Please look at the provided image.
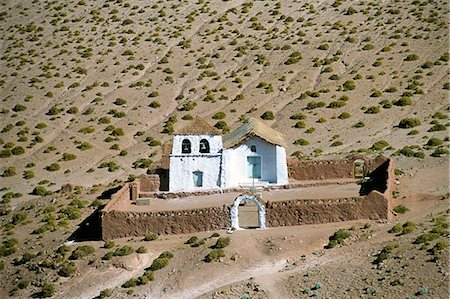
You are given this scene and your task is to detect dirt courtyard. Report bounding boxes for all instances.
[116,181,361,213]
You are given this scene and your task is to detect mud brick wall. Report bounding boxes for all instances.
[266,191,389,227]
[139,174,160,192]
[287,158,356,180]
[101,206,230,240]
[103,183,130,212]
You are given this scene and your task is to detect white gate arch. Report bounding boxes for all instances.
[230,194,266,230]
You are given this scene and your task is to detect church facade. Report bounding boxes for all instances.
[168,117,288,192]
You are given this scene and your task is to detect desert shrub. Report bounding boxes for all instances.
[331,141,343,147]
[306,101,326,110]
[404,54,419,61]
[2,167,16,177]
[32,186,52,196]
[46,106,61,115]
[46,163,60,172]
[113,245,133,256]
[149,257,169,271]
[284,51,302,65]
[11,211,27,225]
[294,138,310,146]
[121,278,137,288]
[78,142,93,151]
[99,289,113,298]
[144,234,158,241]
[328,101,346,108]
[102,252,113,260]
[11,146,25,155]
[429,240,448,255]
[260,111,275,120]
[212,237,230,249]
[17,279,29,289]
[149,101,160,108]
[428,124,446,132]
[204,249,225,262]
[103,240,115,249]
[432,112,448,119]
[158,251,174,259]
[342,80,356,91]
[393,205,409,214]
[317,43,330,50]
[0,261,4,271]
[148,91,159,97]
[290,113,306,120]
[0,149,11,158]
[398,118,421,128]
[293,121,306,128]
[338,112,351,119]
[374,242,399,264]
[136,246,147,254]
[214,121,229,132]
[185,236,199,244]
[13,104,27,112]
[39,283,56,298]
[388,224,403,234]
[431,148,449,157]
[372,140,389,150]
[427,138,443,146]
[212,112,226,119]
[58,261,77,277]
[393,97,412,106]
[67,106,79,114]
[325,229,351,248]
[99,161,119,172]
[70,245,95,259]
[413,233,439,244]
[62,153,77,161]
[401,221,417,234]
[190,238,207,247]
[365,106,380,114]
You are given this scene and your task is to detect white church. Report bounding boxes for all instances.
[168,117,289,192]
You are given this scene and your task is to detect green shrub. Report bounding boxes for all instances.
[325,229,351,248]
[185,236,199,244]
[204,249,225,262]
[413,233,439,244]
[214,121,229,132]
[121,278,137,288]
[113,245,133,256]
[428,124,446,132]
[46,163,60,172]
[393,205,409,214]
[372,140,389,150]
[149,257,170,271]
[342,80,356,91]
[23,170,34,179]
[12,211,27,225]
[393,97,412,106]
[103,240,115,249]
[293,121,306,128]
[2,167,16,177]
[102,252,113,260]
[70,245,95,260]
[99,288,113,298]
[144,234,158,241]
[290,113,306,120]
[67,106,79,114]
[284,51,302,65]
[62,153,77,161]
[149,101,160,108]
[365,106,380,114]
[212,112,226,119]
[158,251,174,259]
[32,186,52,196]
[39,283,56,298]
[374,242,399,264]
[431,148,449,157]
[429,240,448,255]
[294,138,310,146]
[404,54,419,61]
[401,221,417,234]
[212,237,230,249]
[427,138,443,146]
[136,246,147,254]
[58,261,77,277]
[260,111,275,120]
[388,224,403,234]
[11,146,25,155]
[338,112,351,119]
[398,118,421,128]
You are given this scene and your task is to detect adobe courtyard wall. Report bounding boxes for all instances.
[100,156,395,239]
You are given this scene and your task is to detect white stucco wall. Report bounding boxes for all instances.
[169,134,223,192]
[223,137,278,187]
[275,145,289,184]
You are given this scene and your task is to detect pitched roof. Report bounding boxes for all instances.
[175,116,221,135]
[222,117,287,148]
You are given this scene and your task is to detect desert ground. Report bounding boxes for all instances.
[0,0,449,298]
[0,0,448,197]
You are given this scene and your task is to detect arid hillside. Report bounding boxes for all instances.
[0,0,449,195]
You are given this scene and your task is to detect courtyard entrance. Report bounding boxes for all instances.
[230,194,266,230]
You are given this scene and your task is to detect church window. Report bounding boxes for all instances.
[250,145,257,153]
[199,139,210,153]
[182,139,191,153]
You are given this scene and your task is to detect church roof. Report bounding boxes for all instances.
[222,117,287,148]
[175,116,221,135]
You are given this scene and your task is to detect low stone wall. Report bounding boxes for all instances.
[288,157,357,180]
[101,206,230,240]
[102,183,130,212]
